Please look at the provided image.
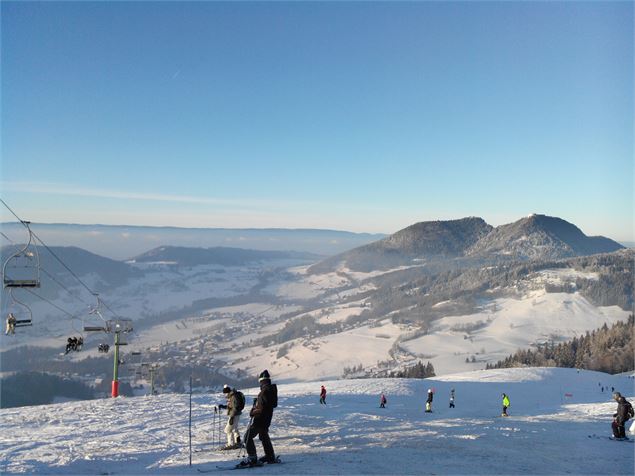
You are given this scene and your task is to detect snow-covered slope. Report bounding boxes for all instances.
[1,368,634,474]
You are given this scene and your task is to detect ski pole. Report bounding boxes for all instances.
[212,406,217,447]
[238,398,257,459]
[218,405,222,448]
[238,415,254,458]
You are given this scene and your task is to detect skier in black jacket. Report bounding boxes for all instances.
[240,370,278,467]
[611,392,633,439]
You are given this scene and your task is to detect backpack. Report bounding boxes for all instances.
[271,384,278,408]
[626,401,634,420]
[235,391,245,413]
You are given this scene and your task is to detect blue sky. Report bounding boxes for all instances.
[1,1,633,240]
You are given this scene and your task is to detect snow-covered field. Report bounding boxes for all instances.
[3,261,632,382]
[401,289,629,375]
[1,368,634,475]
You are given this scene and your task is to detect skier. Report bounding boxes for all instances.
[218,384,245,450]
[319,385,327,405]
[502,393,510,417]
[5,313,16,335]
[611,391,634,440]
[449,388,455,409]
[380,393,387,408]
[239,370,278,467]
[65,337,75,354]
[425,389,433,412]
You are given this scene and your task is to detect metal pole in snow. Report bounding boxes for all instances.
[189,375,192,467]
[112,331,120,397]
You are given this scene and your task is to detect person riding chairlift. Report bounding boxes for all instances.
[5,313,16,335]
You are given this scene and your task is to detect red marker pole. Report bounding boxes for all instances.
[112,330,120,397]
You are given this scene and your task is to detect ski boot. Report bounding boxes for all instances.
[236,457,262,468]
[220,442,241,451]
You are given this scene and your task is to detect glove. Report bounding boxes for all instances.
[229,416,234,425]
[218,404,227,410]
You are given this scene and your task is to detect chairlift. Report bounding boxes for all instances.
[2,222,40,288]
[4,289,32,334]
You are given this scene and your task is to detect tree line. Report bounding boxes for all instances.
[487,314,634,374]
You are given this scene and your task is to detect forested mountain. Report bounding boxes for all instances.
[310,217,492,272]
[466,214,624,261]
[487,315,634,374]
[308,214,623,273]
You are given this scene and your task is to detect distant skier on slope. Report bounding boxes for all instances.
[425,389,433,412]
[218,384,245,450]
[320,385,327,405]
[238,370,278,468]
[449,388,455,409]
[501,393,510,417]
[380,393,387,408]
[611,391,634,440]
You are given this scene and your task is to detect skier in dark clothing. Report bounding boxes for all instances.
[425,389,433,412]
[65,337,75,354]
[611,392,633,439]
[320,385,327,404]
[240,370,278,467]
[449,388,455,408]
[380,393,387,408]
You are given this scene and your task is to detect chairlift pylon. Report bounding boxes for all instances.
[2,222,40,288]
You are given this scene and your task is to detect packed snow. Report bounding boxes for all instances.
[1,368,633,474]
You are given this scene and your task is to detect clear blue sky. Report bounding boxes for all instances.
[1,1,633,240]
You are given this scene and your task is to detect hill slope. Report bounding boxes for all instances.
[467,214,624,261]
[310,217,492,272]
[0,368,633,474]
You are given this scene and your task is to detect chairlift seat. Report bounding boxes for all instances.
[4,279,40,288]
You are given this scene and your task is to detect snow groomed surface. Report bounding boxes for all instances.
[1,368,633,474]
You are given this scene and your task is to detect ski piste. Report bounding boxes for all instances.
[587,434,633,442]
[198,457,283,472]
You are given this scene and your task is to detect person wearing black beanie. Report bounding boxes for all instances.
[238,370,278,467]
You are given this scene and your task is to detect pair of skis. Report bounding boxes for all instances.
[198,456,283,472]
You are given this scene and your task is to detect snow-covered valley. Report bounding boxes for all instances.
[1,368,634,474]
[2,252,632,385]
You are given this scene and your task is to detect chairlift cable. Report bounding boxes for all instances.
[1,231,17,245]
[1,199,121,319]
[39,267,91,307]
[23,288,81,321]
[3,214,93,308]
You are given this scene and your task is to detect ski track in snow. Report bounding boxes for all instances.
[1,368,634,475]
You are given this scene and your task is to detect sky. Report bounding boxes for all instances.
[1,1,633,241]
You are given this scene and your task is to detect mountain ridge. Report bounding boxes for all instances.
[310,214,624,273]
